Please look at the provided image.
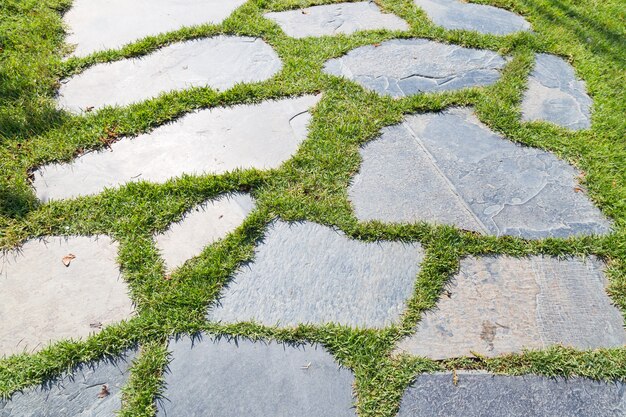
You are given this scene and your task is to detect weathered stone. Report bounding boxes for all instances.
[414,0,531,35]
[0,350,136,416]
[397,372,626,417]
[349,107,611,238]
[395,256,626,360]
[322,39,506,97]
[208,220,423,328]
[64,0,246,57]
[155,193,255,271]
[0,236,134,357]
[157,336,355,416]
[35,95,320,201]
[265,1,408,38]
[522,53,593,130]
[57,36,282,113]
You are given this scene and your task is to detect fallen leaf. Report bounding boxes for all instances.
[373,42,381,47]
[62,254,76,267]
[97,385,110,399]
[574,186,583,193]
[85,106,94,112]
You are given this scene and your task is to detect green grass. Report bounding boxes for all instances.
[0,0,625,415]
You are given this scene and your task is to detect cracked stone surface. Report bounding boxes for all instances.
[157,336,355,416]
[208,221,424,328]
[322,39,506,97]
[64,0,246,57]
[414,0,531,35]
[349,107,611,238]
[265,1,408,38]
[57,36,282,113]
[398,372,626,417]
[522,53,593,130]
[395,256,626,360]
[0,236,134,357]
[35,95,320,201]
[155,193,255,272]
[0,350,136,416]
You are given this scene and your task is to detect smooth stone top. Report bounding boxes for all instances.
[414,0,531,35]
[57,36,282,113]
[157,336,356,416]
[323,39,507,97]
[208,220,424,328]
[265,1,409,38]
[64,0,247,57]
[521,53,593,130]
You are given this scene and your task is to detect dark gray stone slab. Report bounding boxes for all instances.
[208,221,424,328]
[349,107,611,238]
[322,39,506,97]
[157,336,355,416]
[397,372,626,417]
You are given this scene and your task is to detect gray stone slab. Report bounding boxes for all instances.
[265,1,409,38]
[395,256,626,360]
[57,36,282,113]
[322,39,506,97]
[414,0,531,35]
[35,95,320,202]
[349,107,611,238]
[0,350,136,417]
[157,336,355,416]
[522,53,593,130]
[397,372,626,417]
[208,221,424,328]
[0,236,134,357]
[64,0,246,57]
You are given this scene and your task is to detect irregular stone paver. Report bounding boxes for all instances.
[157,336,355,416]
[57,36,282,113]
[522,53,593,130]
[395,256,626,360]
[414,0,531,35]
[64,0,246,57]
[209,221,423,328]
[35,95,320,202]
[0,236,134,357]
[349,107,611,238]
[155,193,255,271]
[322,39,506,97]
[0,350,136,416]
[265,2,409,38]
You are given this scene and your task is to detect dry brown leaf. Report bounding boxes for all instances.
[62,253,76,267]
[97,385,110,399]
[373,42,381,47]
[574,186,584,193]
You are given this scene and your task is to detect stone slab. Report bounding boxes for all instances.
[208,220,424,328]
[157,336,355,416]
[0,236,134,357]
[35,95,320,201]
[322,39,506,97]
[265,1,408,38]
[349,107,611,238]
[395,256,626,360]
[155,193,255,271]
[57,36,282,113]
[64,0,246,57]
[414,0,531,35]
[522,53,593,130]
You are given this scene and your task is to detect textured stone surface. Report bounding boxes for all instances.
[395,256,626,360]
[156,193,255,271]
[64,0,246,57]
[349,107,611,238]
[0,236,134,357]
[57,36,282,113]
[522,53,593,130]
[265,1,408,38]
[209,221,424,328]
[0,350,136,416]
[323,39,506,97]
[414,0,531,35]
[35,95,320,201]
[157,336,355,416]
[398,372,626,417]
